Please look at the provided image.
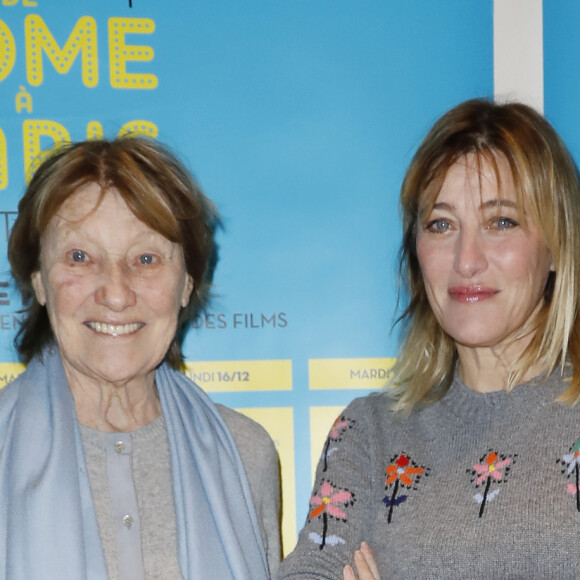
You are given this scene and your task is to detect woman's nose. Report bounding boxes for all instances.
[94,261,136,311]
[453,229,488,277]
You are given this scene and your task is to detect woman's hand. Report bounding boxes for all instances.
[343,542,380,580]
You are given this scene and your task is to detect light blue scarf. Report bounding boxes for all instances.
[0,346,269,579]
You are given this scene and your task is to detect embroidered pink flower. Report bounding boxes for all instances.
[383,452,429,523]
[322,415,355,471]
[309,480,353,519]
[308,480,354,549]
[329,417,351,439]
[467,450,516,517]
[472,451,512,486]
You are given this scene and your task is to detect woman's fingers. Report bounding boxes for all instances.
[343,543,380,580]
[360,542,380,578]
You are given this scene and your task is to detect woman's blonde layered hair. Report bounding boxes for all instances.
[391,98,580,413]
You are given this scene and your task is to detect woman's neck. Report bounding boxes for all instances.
[456,342,545,393]
[64,366,162,432]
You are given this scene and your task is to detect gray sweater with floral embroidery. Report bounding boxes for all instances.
[278,368,580,579]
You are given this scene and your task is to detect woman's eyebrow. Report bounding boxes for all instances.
[480,199,518,210]
[419,198,519,218]
[431,201,454,211]
[418,201,454,217]
[428,199,518,211]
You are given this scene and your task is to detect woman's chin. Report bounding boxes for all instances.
[62,352,160,389]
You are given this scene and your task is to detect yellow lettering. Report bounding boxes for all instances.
[23,120,70,183]
[0,19,16,82]
[86,121,103,140]
[108,18,157,89]
[0,128,7,190]
[118,120,158,138]
[23,0,38,5]
[15,85,33,113]
[25,15,98,87]
[2,0,19,6]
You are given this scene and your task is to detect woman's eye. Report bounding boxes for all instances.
[71,250,87,262]
[139,254,155,265]
[425,219,450,233]
[493,216,519,229]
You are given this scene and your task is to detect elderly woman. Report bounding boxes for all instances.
[279,99,580,579]
[0,137,280,579]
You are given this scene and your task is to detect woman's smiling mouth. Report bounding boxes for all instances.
[448,286,500,303]
[85,321,144,336]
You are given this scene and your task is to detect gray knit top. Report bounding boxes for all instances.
[278,367,580,579]
[81,405,281,579]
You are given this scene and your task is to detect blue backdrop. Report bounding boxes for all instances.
[0,0,493,551]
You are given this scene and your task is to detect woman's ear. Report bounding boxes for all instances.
[31,271,47,306]
[181,274,194,308]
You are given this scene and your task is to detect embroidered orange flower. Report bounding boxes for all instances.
[383,452,429,523]
[385,453,424,486]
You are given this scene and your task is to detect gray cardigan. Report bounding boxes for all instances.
[82,404,281,579]
[218,403,282,577]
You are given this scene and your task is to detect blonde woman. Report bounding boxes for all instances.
[279,99,580,579]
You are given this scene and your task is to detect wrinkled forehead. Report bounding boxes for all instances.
[54,183,123,222]
[47,182,164,240]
